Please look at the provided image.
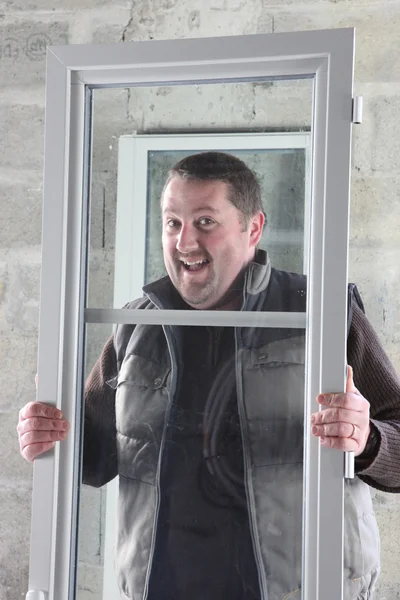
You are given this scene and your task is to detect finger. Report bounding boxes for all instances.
[346,365,359,395]
[17,416,70,436]
[319,435,358,453]
[317,392,367,412]
[311,407,361,426]
[312,422,355,439]
[20,429,68,450]
[19,402,63,422]
[21,441,56,462]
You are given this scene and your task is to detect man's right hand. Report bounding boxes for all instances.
[17,401,70,462]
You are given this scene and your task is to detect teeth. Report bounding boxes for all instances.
[182,259,207,266]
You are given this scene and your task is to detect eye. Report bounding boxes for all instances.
[166,219,180,229]
[198,217,215,227]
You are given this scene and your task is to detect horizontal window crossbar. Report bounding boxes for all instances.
[85,308,307,328]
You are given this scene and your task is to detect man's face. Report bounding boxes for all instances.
[161,177,264,310]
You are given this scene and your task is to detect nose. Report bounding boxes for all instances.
[176,224,199,254]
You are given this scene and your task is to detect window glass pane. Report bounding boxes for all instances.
[86,79,312,309]
[77,75,313,599]
[78,317,307,600]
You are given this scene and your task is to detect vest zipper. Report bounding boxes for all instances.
[209,327,221,369]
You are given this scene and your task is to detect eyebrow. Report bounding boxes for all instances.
[162,204,220,215]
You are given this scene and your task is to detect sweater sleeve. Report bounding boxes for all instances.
[348,303,400,492]
[82,334,119,488]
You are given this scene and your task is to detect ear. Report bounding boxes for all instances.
[248,211,265,247]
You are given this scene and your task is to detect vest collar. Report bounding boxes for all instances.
[245,249,272,296]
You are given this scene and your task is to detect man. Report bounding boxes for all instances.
[18,152,400,599]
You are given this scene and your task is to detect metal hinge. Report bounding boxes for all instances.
[352,96,363,124]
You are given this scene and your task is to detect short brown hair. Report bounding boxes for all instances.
[162,151,266,229]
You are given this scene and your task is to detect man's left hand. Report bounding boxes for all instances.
[311,366,371,456]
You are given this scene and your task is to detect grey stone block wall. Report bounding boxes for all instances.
[1,2,400,600]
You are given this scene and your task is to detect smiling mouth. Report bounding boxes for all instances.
[180,259,210,272]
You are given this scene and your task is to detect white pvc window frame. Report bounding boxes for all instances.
[29,29,355,600]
